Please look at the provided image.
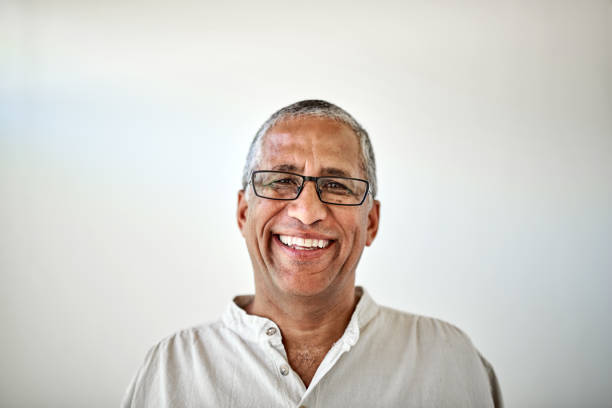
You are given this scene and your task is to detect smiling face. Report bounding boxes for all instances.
[237,116,380,302]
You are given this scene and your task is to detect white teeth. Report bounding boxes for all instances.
[278,235,330,249]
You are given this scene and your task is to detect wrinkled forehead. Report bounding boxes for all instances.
[258,117,363,177]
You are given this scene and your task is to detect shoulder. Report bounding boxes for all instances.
[121,320,230,407]
[143,319,230,363]
[367,305,483,365]
[160,320,225,345]
[375,305,473,344]
[355,305,503,407]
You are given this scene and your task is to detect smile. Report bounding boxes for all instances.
[277,235,331,250]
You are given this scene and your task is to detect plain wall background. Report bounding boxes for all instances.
[1,1,611,406]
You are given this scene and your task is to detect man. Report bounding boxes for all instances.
[122,100,503,407]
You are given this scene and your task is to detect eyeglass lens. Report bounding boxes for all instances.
[252,171,368,205]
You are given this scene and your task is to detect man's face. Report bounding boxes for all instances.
[237,116,380,300]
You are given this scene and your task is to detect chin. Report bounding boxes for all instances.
[272,269,340,298]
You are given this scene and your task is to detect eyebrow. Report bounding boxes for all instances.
[270,164,353,178]
[271,164,300,173]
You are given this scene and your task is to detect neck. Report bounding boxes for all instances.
[247,285,358,345]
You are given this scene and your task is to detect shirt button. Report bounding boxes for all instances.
[279,364,290,376]
[266,327,277,336]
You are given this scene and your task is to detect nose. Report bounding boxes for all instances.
[286,180,328,225]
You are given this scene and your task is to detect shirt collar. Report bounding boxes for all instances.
[221,286,379,346]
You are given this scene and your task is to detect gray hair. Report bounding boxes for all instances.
[241,100,378,198]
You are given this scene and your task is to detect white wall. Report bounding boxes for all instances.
[1,1,611,406]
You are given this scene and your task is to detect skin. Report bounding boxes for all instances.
[236,116,380,387]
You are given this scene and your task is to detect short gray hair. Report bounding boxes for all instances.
[241,100,378,198]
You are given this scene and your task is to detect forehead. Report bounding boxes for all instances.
[259,116,363,176]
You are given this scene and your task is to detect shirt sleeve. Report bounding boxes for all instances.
[120,343,160,408]
[479,353,504,408]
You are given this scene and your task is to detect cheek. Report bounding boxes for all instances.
[243,204,261,244]
[338,212,369,247]
[248,201,281,242]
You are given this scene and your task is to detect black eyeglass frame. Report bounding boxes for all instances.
[249,170,371,206]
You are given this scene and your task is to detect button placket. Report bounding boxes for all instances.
[264,335,307,405]
[263,326,291,378]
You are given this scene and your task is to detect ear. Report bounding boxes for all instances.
[237,190,249,237]
[365,199,380,247]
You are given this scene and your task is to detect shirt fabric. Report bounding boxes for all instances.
[122,287,503,408]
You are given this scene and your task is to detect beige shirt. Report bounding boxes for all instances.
[122,287,502,407]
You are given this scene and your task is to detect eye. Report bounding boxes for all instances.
[265,176,301,189]
[274,178,297,184]
[321,180,353,195]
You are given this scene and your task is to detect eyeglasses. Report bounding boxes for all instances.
[250,170,370,206]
